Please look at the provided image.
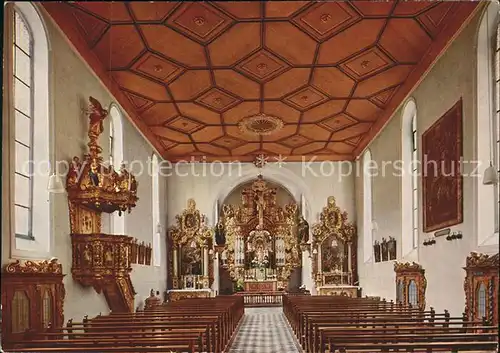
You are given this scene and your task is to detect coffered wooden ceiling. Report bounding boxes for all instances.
[43,1,479,162]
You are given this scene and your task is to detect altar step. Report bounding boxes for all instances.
[226,307,301,353]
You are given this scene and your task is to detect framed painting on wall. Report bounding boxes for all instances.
[422,99,463,232]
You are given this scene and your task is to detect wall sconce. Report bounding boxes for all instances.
[47,173,65,193]
[423,238,436,246]
[446,231,463,241]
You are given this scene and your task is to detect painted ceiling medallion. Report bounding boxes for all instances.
[238,113,284,136]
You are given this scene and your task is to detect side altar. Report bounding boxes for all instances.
[311,197,359,297]
[217,176,302,291]
[167,199,214,292]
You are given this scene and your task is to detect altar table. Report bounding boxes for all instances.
[317,285,360,297]
[244,280,277,292]
[167,289,212,302]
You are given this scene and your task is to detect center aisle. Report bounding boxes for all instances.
[227,307,302,353]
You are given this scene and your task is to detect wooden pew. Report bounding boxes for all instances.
[6,295,244,353]
[283,295,499,353]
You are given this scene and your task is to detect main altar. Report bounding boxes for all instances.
[218,176,302,291]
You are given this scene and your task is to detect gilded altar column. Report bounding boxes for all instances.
[173,247,178,277]
[347,242,352,285]
[318,244,322,273]
[203,247,209,277]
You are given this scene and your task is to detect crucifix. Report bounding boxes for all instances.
[252,154,268,227]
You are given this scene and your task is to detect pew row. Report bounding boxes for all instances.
[283,295,499,353]
[5,295,244,353]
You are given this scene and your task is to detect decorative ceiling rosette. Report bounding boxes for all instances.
[238,113,284,136]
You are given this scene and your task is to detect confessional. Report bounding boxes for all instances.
[1,260,65,346]
[463,252,499,325]
[311,196,359,297]
[394,261,427,310]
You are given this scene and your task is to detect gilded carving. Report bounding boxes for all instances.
[4,259,63,274]
[311,196,357,291]
[168,199,214,289]
[465,252,499,268]
[463,252,499,325]
[312,196,355,244]
[219,176,301,287]
[65,97,141,313]
[67,97,138,219]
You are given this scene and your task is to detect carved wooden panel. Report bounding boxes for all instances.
[463,252,499,326]
[42,1,479,162]
[1,260,65,348]
[394,262,426,310]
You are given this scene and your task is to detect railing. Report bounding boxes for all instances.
[234,291,283,307]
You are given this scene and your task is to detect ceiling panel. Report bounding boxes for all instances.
[43,0,480,161]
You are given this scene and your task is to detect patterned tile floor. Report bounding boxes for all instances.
[227,307,302,353]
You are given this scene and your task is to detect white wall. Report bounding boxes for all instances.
[2,6,167,322]
[166,162,356,292]
[356,7,498,315]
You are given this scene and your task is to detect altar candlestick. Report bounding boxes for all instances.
[215,200,219,224]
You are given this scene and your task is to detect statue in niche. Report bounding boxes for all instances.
[105,247,113,266]
[89,158,100,187]
[297,215,309,244]
[83,244,92,265]
[215,221,226,246]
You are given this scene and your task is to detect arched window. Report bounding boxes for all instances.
[477,283,487,320]
[109,105,125,235]
[401,99,418,256]
[3,3,50,256]
[152,154,161,267]
[408,280,418,307]
[477,2,500,245]
[362,149,373,262]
